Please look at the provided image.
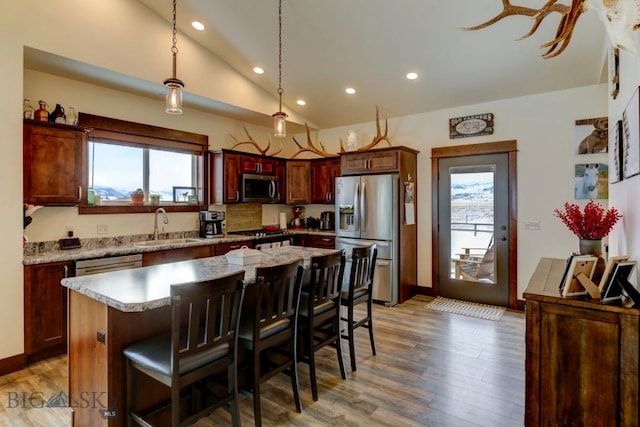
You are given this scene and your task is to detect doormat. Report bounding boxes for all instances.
[425,297,505,321]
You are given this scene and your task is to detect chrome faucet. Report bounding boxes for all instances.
[153,208,169,240]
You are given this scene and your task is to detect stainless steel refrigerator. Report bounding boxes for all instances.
[335,174,399,306]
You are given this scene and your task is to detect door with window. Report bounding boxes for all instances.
[436,152,511,306]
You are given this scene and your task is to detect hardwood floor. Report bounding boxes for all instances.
[0,296,525,426]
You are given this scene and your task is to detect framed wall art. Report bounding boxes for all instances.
[575,117,608,154]
[609,46,620,100]
[575,163,608,200]
[172,186,197,203]
[609,119,623,184]
[623,86,640,179]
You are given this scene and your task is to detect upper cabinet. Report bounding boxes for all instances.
[239,154,276,175]
[310,157,341,204]
[286,160,311,205]
[340,147,419,176]
[210,150,240,204]
[23,120,90,205]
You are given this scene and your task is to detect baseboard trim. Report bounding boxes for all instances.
[0,353,26,376]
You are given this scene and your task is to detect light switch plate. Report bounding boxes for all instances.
[524,220,540,230]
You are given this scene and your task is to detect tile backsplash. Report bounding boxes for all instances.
[225,204,262,232]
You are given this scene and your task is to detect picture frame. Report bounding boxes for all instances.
[560,255,598,297]
[609,119,623,184]
[600,261,637,304]
[598,255,629,291]
[622,86,640,179]
[172,186,196,203]
[609,46,620,100]
[574,163,608,200]
[575,117,608,154]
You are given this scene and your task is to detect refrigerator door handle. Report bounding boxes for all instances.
[361,182,366,230]
[354,182,360,231]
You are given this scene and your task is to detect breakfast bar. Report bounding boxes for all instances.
[61,245,338,427]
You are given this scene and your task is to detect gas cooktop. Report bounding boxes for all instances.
[228,229,291,238]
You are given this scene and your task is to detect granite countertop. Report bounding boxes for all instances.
[22,230,336,265]
[61,245,339,312]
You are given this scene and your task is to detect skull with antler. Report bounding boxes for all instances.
[466,0,640,57]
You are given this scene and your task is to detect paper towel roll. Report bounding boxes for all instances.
[279,212,288,230]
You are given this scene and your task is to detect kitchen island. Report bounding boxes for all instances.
[61,245,339,427]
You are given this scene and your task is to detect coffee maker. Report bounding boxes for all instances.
[319,211,335,230]
[200,211,224,238]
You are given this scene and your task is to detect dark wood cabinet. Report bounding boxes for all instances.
[210,150,240,204]
[275,159,286,203]
[23,119,90,205]
[239,154,275,175]
[24,261,72,363]
[142,245,213,266]
[523,258,639,427]
[286,160,311,204]
[214,240,254,255]
[341,147,415,176]
[310,157,341,204]
[296,234,335,249]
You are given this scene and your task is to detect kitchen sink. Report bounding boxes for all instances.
[130,238,204,247]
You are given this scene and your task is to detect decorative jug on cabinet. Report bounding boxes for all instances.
[34,100,49,121]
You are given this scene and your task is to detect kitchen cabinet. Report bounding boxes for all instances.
[142,245,213,266]
[310,157,341,204]
[275,158,286,203]
[523,258,639,427]
[239,154,275,175]
[23,119,90,205]
[296,234,335,249]
[214,240,254,255]
[340,146,418,176]
[24,261,72,363]
[210,150,240,204]
[286,160,311,204]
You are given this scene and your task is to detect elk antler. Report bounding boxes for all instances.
[230,125,282,156]
[357,107,392,152]
[290,124,335,159]
[464,0,583,58]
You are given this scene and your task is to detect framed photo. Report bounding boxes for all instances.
[609,120,623,184]
[560,255,598,297]
[172,186,196,204]
[600,261,636,304]
[609,46,620,100]
[599,255,629,290]
[575,117,608,154]
[574,163,608,200]
[623,87,640,178]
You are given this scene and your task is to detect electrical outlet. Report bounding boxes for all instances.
[65,225,74,236]
[97,224,109,235]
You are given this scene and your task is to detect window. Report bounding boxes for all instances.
[79,113,208,213]
[89,140,198,203]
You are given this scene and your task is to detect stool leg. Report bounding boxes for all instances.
[368,299,376,356]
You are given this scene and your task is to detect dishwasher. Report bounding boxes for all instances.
[75,253,143,276]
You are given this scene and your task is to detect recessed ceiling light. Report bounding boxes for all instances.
[191,21,205,31]
[406,72,418,80]
[253,67,264,74]
[296,99,306,106]
[345,87,356,95]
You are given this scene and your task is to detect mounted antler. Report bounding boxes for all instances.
[464,0,581,58]
[230,125,282,156]
[290,124,336,159]
[357,107,392,152]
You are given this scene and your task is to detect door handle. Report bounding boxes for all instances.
[361,182,366,229]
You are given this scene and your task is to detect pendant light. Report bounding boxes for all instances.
[163,0,185,114]
[272,0,287,137]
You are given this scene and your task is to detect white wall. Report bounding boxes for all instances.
[608,40,640,261]
[312,85,608,296]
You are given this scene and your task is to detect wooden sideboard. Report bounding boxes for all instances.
[523,258,639,426]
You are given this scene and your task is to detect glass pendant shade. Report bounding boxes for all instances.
[272,111,287,138]
[164,78,184,115]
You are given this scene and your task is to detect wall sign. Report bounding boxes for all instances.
[449,113,494,139]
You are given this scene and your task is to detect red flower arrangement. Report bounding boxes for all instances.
[553,201,622,240]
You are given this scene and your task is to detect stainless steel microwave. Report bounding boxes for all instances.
[241,173,278,203]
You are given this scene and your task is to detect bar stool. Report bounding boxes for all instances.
[341,245,377,372]
[123,271,246,427]
[298,251,347,400]
[237,258,304,427]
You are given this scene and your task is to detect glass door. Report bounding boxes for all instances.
[437,153,509,306]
